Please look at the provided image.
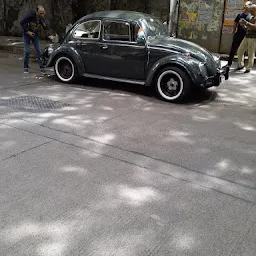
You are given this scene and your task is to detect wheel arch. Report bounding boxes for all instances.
[47,47,85,75]
[145,57,199,87]
[152,63,193,86]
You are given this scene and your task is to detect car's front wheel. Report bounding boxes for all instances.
[54,55,77,83]
[155,66,191,102]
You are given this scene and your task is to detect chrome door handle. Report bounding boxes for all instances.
[100,45,108,50]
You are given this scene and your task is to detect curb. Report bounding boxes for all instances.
[0,40,48,58]
[0,44,26,55]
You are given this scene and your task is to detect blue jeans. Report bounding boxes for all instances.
[23,33,43,69]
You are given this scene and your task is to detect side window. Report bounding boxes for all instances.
[104,21,131,41]
[73,20,101,39]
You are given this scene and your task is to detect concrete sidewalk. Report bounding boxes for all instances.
[0,51,256,255]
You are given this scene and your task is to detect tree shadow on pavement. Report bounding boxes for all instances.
[0,67,256,255]
[50,75,217,106]
[0,126,255,255]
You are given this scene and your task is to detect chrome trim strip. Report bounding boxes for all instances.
[69,39,145,49]
[83,73,145,85]
[149,46,180,54]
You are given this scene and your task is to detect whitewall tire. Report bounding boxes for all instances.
[155,66,191,102]
[54,56,76,83]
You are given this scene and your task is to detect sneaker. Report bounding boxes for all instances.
[24,68,29,73]
[223,64,230,69]
[244,69,251,73]
[225,67,230,80]
[235,66,244,71]
[40,68,46,74]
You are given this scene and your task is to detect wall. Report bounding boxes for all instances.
[110,0,148,12]
[0,0,170,39]
[0,0,238,54]
[147,0,169,22]
[177,0,225,53]
[0,0,108,39]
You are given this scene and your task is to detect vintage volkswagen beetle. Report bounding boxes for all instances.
[47,10,228,102]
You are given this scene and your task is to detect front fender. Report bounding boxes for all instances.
[46,45,85,75]
[145,55,205,86]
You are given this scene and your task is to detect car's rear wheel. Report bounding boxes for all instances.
[54,55,77,83]
[155,66,191,102]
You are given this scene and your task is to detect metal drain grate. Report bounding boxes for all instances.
[0,96,70,113]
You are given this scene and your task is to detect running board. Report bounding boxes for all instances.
[83,73,145,85]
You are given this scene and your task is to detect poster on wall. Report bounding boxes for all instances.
[224,0,247,26]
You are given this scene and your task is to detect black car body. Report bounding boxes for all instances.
[47,10,227,102]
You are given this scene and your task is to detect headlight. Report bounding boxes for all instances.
[48,46,54,55]
[199,62,207,77]
[212,54,221,68]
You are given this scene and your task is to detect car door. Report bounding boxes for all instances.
[97,19,147,81]
[71,19,103,74]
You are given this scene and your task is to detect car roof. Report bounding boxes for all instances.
[78,10,153,22]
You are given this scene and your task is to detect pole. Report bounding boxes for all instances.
[218,0,227,53]
[3,0,7,35]
[168,0,176,36]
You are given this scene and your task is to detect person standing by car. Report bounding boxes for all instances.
[237,4,256,73]
[225,1,252,70]
[20,5,47,74]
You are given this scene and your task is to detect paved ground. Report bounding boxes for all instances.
[0,52,255,256]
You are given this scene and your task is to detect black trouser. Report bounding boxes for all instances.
[228,33,245,66]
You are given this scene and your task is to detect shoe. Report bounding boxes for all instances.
[235,66,244,71]
[244,69,251,73]
[24,68,29,73]
[225,67,230,80]
[40,68,46,74]
[223,64,230,69]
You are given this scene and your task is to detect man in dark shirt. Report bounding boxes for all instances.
[237,4,256,73]
[225,1,252,68]
[20,5,47,73]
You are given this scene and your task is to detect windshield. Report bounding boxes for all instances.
[141,18,168,37]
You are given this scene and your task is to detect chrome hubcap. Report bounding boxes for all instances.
[167,78,178,91]
[157,70,184,101]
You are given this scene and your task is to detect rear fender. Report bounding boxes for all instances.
[47,46,85,75]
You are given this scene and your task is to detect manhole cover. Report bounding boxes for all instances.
[0,96,70,113]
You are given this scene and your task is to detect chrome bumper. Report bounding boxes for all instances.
[203,66,229,88]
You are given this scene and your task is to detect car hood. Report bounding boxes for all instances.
[147,36,217,72]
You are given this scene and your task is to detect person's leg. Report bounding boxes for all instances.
[245,38,256,72]
[32,35,44,70]
[23,33,31,72]
[237,38,248,69]
[228,34,243,67]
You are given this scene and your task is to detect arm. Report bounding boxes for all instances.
[232,22,238,33]
[20,12,34,33]
[239,18,256,30]
[245,21,256,30]
[40,18,48,30]
[233,14,240,33]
